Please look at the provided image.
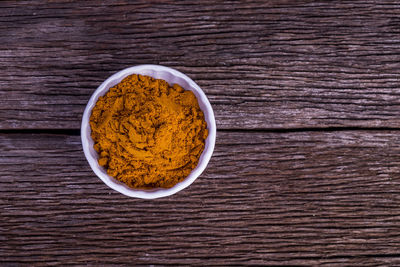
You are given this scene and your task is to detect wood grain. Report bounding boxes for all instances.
[2,0,400,129]
[1,131,400,265]
[2,0,400,265]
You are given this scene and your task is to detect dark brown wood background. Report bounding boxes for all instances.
[1,0,400,265]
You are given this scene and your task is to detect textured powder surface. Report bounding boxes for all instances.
[89,74,208,188]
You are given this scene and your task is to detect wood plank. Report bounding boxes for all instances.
[1,131,400,265]
[2,0,400,129]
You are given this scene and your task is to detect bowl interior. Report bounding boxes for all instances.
[81,65,216,199]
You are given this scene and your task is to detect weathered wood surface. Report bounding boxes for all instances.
[2,0,400,129]
[1,131,400,265]
[2,0,400,265]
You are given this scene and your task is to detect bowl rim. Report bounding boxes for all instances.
[81,64,216,199]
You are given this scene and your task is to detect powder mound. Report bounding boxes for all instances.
[89,74,208,189]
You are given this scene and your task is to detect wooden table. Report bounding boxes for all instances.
[2,1,400,265]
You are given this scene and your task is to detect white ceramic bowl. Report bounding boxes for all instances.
[81,65,216,199]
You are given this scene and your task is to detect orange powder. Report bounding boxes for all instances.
[89,74,208,188]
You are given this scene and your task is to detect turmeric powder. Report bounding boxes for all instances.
[89,74,208,189]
